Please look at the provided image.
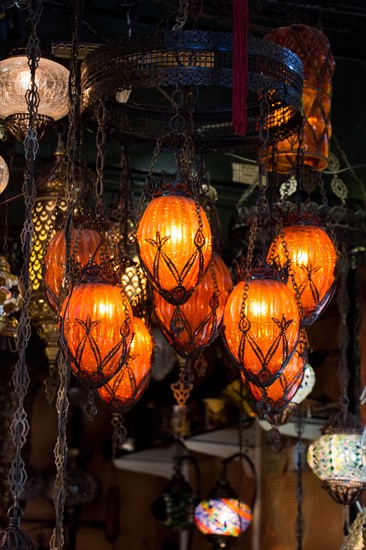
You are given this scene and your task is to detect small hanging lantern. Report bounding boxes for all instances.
[137,192,212,306]
[267,221,337,325]
[307,410,366,506]
[0,55,69,141]
[264,24,335,173]
[194,452,256,549]
[60,265,133,389]
[97,316,153,411]
[223,264,301,388]
[151,456,199,530]
[43,225,109,311]
[0,255,22,337]
[154,254,232,359]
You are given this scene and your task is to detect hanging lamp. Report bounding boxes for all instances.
[264,24,335,173]
[97,316,153,411]
[307,248,366,506]
[60,263,133,389]
[223,263,301,388]
[194,452,256,549]
[151,455,199,530]
[307,409,366,505]
[137,187,213,306]
[0,55,69,141]
[245,330,308,419]
[267,219,337,325]
[43,224,109,311]
[0,255,22,338]
[153,254,232,358]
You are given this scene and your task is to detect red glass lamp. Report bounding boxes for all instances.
[97,316,153,411]
[267,222,337,325]
[136,193,212,306]
[153,254,232,358]
[223,268,301,388]
[264,24,335,173]
[60,269,133,389]
[44,226,109,311]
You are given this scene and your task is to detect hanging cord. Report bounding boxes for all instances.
[0,0,42,547]
[295,410,305,550]
[337,245,351,414]
[49,1,82,549]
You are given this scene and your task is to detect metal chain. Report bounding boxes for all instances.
[95,99,106,216]
[295,411,305,550]
[50,1,81,548]
[172,0,189,31]
[111,412,127,458]
[6,0,41,525]
[337,245,350,411]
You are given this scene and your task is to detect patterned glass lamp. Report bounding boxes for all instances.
[194,453,256,549]
[0,255,22,338]
[0,55,69,141]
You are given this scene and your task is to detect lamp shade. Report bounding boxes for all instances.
[223,274,301,387]
[267,223,337,325]
[60,279,133,388]
[0,56,69,121]
[264,24,335,172]
[245,332,307,413]
[291,362,315,405]
[97,316,152,412]
[0,155,9,195]
[194,452,256,549]
[307,411,366,505]
[136,194,212,305]
[153,254,232,358]
[44,226,109,311]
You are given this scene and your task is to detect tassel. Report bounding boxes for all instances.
[232,0,248,136]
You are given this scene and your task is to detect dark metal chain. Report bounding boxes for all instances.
[111,412,127,458]
[95,99,106,216]
[337,245,350,411]
[7,0,41,524]
[295,411,305,550]
[50,1,81,548]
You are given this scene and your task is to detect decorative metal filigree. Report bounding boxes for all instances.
[80,32,303,147]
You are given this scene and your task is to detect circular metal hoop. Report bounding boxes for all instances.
[81,31,303,147]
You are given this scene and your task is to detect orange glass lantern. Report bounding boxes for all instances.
[267,223,337,325]
[136,194,212,305]
[245,331,308,415]
[223,272,301,388]
[60,277,133,388]
[44,227,109,311]
[97,317,152,411]
[264,24,335,173]
[154,254,232,358]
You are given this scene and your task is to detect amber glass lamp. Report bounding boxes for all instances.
[136,192,212,306]
[267,222,337,325]
[97,316,153,411]
[60,266,133,389]
[264,25,335,173]
[223,266,301,388]
[245,331,308,418]
[153,254,232,358]
[43,226,109,311]
[0,55,69,141]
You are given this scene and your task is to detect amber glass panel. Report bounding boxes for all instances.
[223,277,301,386]
[264,24,335,172]
[97,317,152,411]
[267,224,337,325]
